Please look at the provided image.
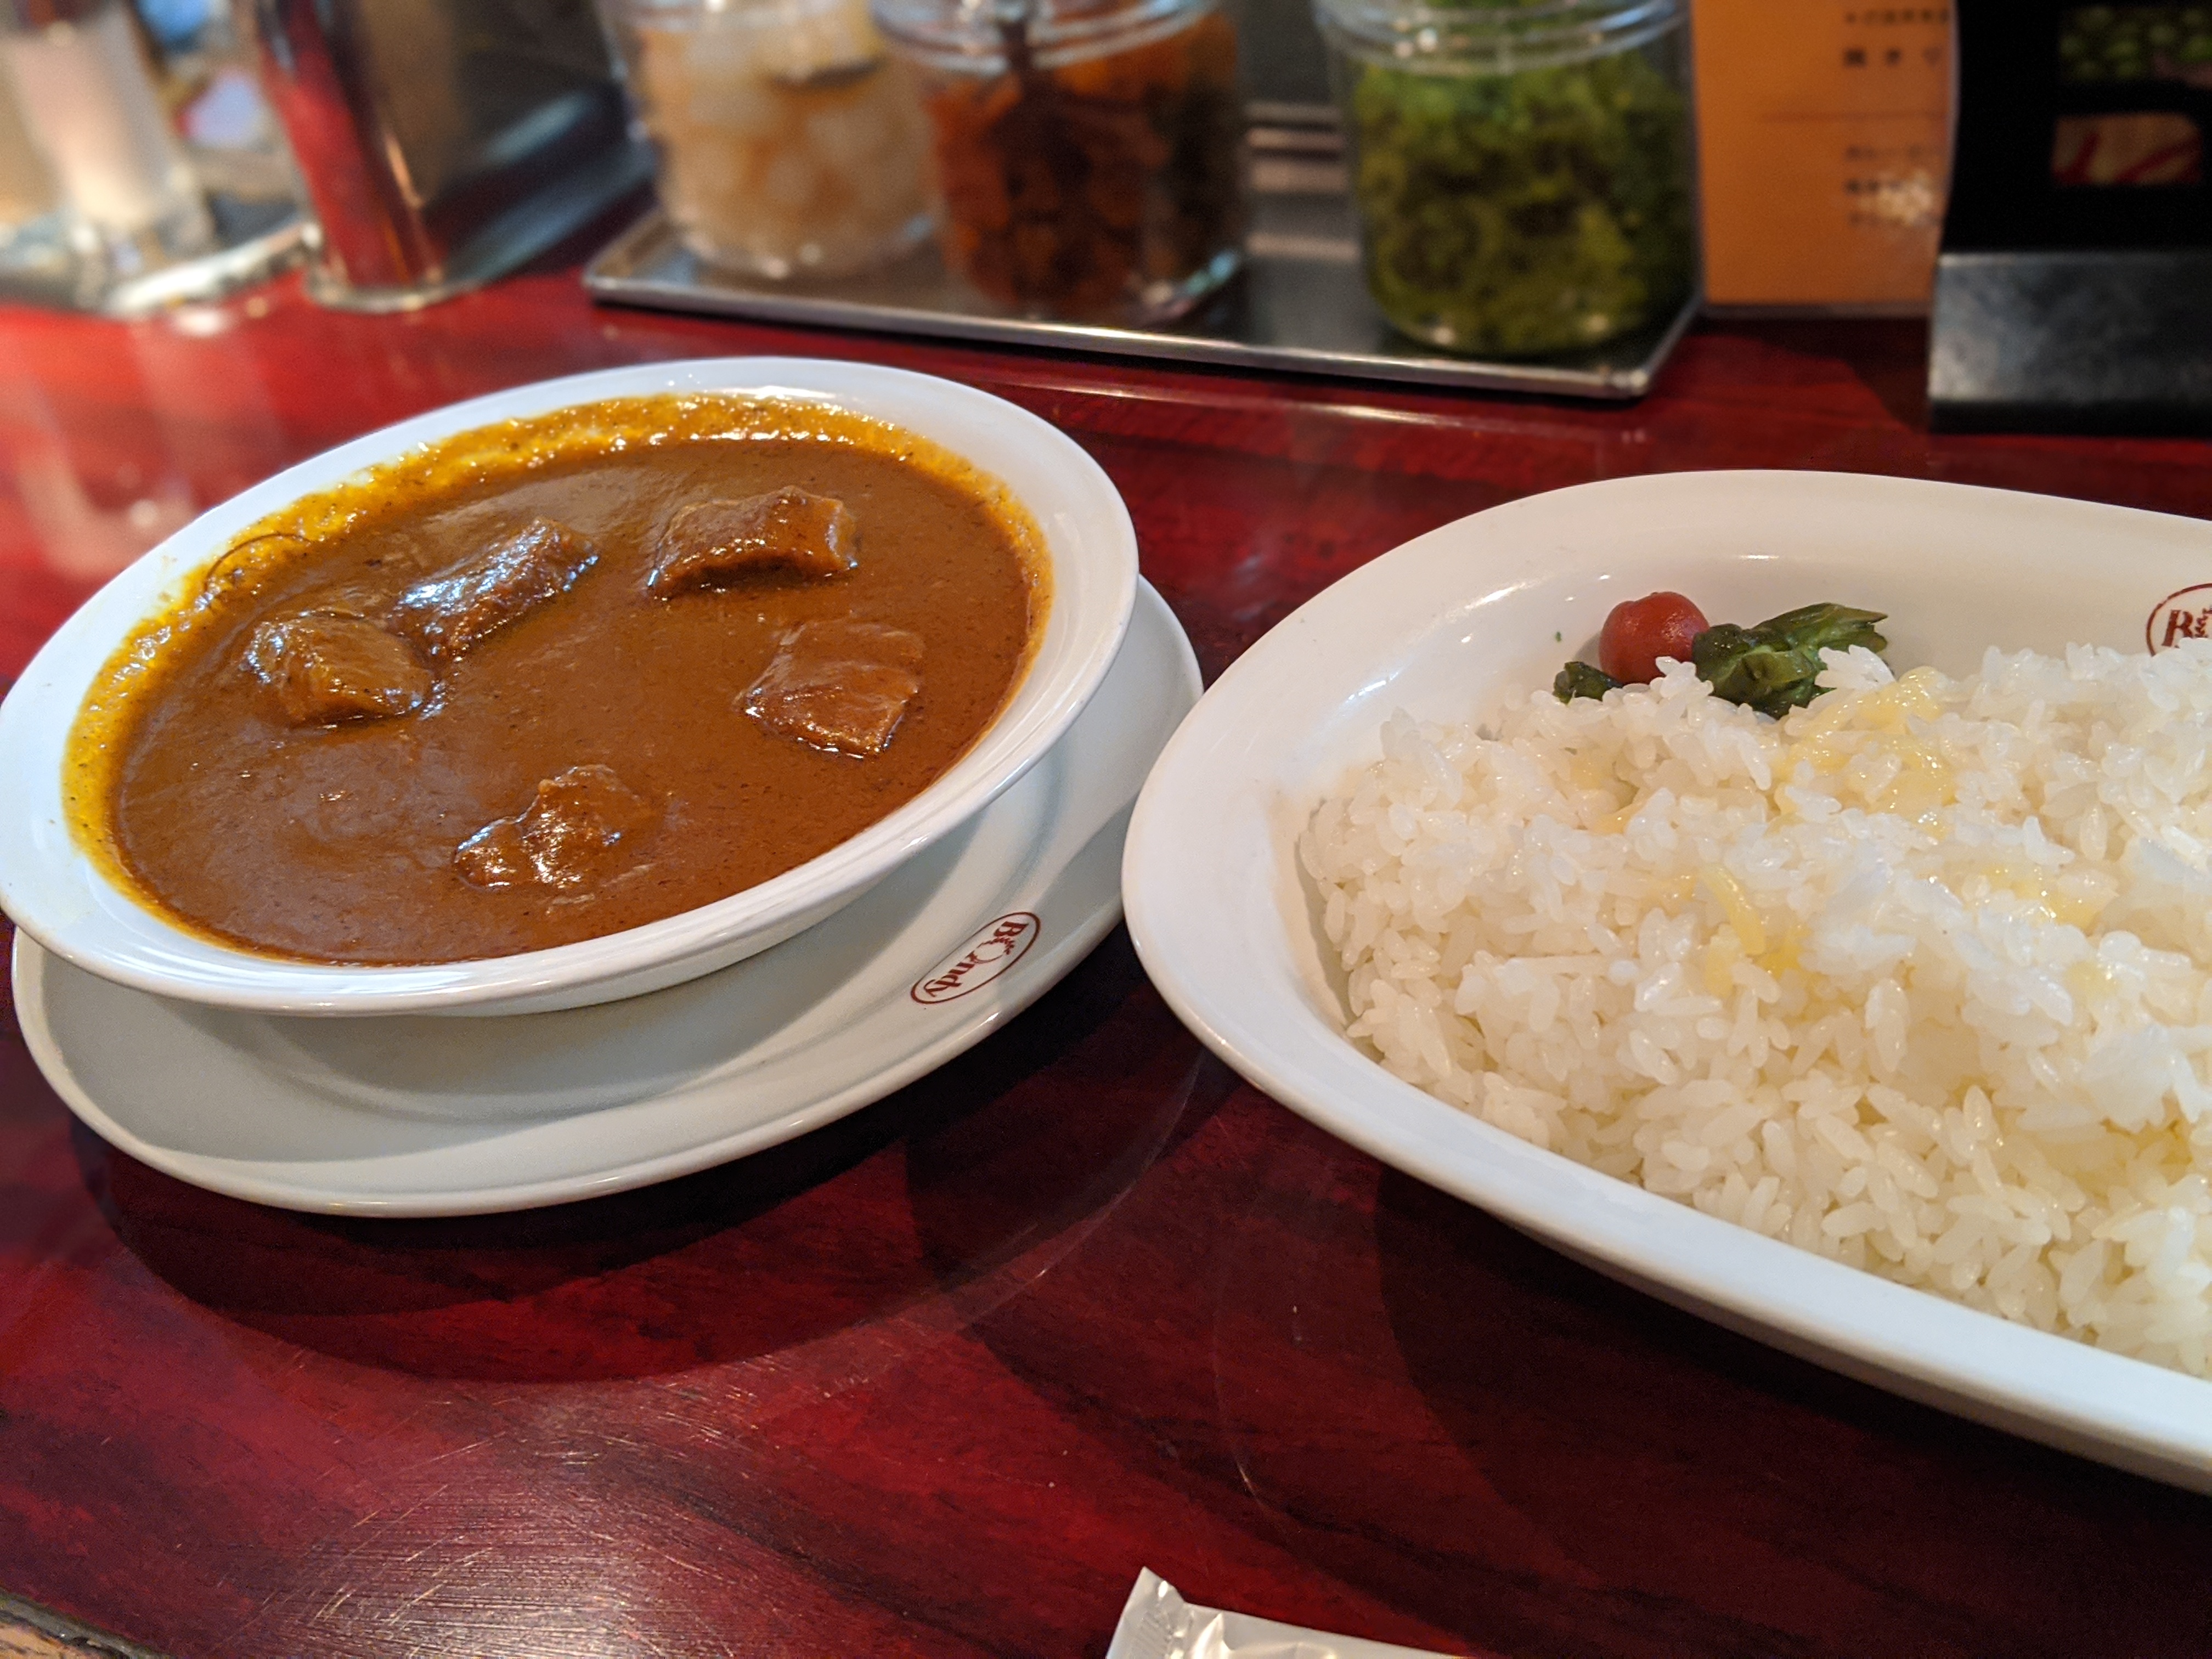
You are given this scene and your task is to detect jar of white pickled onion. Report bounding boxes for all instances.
[603,0,936,279]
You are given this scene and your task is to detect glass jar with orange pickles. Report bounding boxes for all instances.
[872,0,1244,322]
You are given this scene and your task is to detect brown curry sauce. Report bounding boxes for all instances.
[64,394,1047,964]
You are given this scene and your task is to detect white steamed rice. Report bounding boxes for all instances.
[1301,640,2212,1374]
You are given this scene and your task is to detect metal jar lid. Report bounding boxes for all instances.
[871,0,1218,72]
[1312,0,1679,74]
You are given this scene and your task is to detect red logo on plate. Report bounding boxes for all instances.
[911,912,1041,1005]
[2148,584,2212,652]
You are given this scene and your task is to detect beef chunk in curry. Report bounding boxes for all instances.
[743,619,924,757]
[454,764,655,891]
[73,393,1042,966]
[242,608,432,725]
[646,487,859,595]
[392,517,599,661]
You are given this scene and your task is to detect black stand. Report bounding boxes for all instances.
[1930,0,2212,432]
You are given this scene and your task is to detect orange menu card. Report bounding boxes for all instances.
[1691,0,1955,309]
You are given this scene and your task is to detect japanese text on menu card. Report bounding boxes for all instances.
[1692,0,1954,308]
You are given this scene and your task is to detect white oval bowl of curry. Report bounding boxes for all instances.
[0,358,1136,1015]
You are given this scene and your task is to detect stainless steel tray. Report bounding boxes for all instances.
[582,108,1697,400]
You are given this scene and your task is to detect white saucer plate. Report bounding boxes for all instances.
[16,582,1197,1217]
[1124,472,2212,1492]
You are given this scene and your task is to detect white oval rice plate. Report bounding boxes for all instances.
[1124,470,2212,1492]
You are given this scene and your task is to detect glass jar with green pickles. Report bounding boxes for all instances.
[1313,0,1694,357]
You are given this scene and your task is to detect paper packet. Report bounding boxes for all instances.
[1104,1569,1459,1659]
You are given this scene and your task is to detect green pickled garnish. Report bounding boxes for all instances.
[1689,603,1889,718]
[1551,601,1886,715]
[1553,660,1622,702]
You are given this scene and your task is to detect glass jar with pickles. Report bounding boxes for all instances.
[1314,0,1694,357]
[604,0,937,280]
[872,0,1245,322]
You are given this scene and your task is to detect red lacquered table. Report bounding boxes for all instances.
[5,250,2212,1659]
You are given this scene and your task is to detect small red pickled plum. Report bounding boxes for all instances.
[1599,591,1708,684]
